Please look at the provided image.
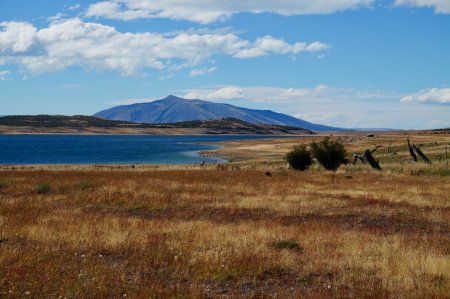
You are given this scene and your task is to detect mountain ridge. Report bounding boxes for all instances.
[95,95,345,132]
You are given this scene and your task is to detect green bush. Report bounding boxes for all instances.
[310,137,348,171]
[36,183,51,194]
[285,145,313,171]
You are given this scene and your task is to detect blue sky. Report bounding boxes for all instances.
[1,0,449,129]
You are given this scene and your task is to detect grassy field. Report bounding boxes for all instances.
[0,132,449,298]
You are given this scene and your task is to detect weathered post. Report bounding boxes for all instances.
[407,139,417,162]
[413,145,431,164]
[364,150,382,171]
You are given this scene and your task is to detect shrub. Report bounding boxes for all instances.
[285,145,313,171]
[36,183,51,194]
[310,137,348,171]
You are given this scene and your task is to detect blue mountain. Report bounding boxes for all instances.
[94,95,345,132]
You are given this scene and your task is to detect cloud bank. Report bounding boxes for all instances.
[0,19,328,75]
[85,0,374,23]
[182,85,395,102]
[84,0,450,24]
[394,0,450,14]
[401,88,450,104]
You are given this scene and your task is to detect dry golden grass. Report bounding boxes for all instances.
[0,132,449,298]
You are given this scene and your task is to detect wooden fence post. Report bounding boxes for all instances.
[407,139,417,162]
[364,150,382,171]
[413,145,431,164]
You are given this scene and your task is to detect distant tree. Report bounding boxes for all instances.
[285,145,313,171]
[310,138,348,171]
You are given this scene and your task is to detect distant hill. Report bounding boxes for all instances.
[0,115,153,128]
[0,115,312,135]
[95,95,345,132]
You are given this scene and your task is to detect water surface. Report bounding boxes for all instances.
[0,135,287,165]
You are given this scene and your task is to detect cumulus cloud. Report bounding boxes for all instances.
[0,19,328,76]
[85,0,373,23]
[401,88,450,104]
[234,36,330,58]
[189,66,217,77]
[0,22,37,53]
[394,0,450,14]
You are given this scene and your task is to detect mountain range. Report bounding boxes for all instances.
[95,95,344,132]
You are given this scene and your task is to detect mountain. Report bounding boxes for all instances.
[94,95,344,132]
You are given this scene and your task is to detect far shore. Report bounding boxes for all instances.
[0,125,312,135]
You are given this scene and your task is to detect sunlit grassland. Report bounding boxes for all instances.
[0,132,449,298]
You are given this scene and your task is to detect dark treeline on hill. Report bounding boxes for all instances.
[0,115,157,128]
[433,128,450,132]
[170,118,300,130]
[0,115,312,134]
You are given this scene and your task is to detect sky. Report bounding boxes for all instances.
[0,0,449,129]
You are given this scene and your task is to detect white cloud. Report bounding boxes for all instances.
[232,36,330,58]
[0,22,37,53]
[182,85,396,102]
[394,0,450,14]
[401,88,450,104]
[47,13,67,22]
[0,19,328,76]
[85,0,373,23]
[68,4,81,11]
[0,70,10,80]
[189,66,217,77]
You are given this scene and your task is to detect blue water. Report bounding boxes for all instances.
[0,135,287,165]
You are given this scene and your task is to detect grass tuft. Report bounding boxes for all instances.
[273,240,303,252]
[0,234,8,244]
[75,180,95,190]
[0,180,10,189]
[36,182,51,194]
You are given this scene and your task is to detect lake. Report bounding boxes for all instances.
[0,135,287,165]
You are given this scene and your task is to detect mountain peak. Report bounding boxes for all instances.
[95,95,344,132]
[160,95,189,102]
